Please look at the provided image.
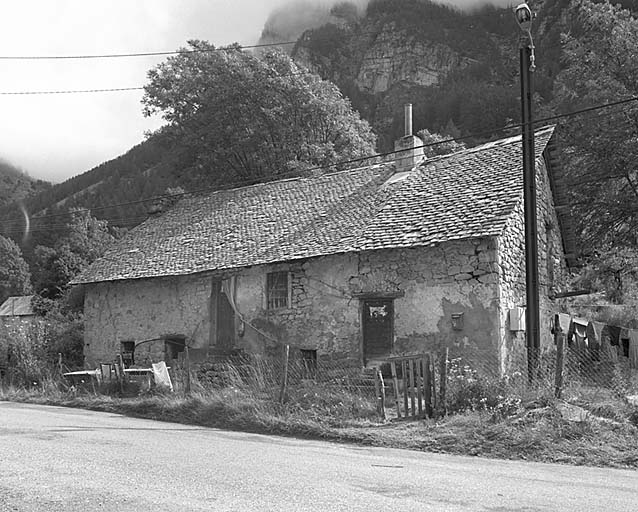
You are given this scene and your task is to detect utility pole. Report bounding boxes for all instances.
[515,3,540,384]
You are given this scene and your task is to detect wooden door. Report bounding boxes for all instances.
[362,299,394,362]
[216,283,235,352]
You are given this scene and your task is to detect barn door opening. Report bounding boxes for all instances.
[362,299,394,363]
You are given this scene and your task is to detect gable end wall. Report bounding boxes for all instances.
[497,154,569,370]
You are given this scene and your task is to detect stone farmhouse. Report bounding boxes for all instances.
[72,125,573,372]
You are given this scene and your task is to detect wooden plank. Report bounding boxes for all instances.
[438,348,449,418]
[430,353,437,413]
[390,361,401,419]
[401,360,409,416]
[375,369,386,420]
[409,359,416,418]
[416,358,423,417]
[279,344,290,404]
[423,355,432,418]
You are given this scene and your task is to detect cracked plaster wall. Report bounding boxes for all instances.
[231,241,500,364]
[83,240,511,368]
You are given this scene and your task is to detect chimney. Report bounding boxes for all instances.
[393,103,424,172]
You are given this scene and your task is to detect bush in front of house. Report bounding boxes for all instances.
[445,357,524,420]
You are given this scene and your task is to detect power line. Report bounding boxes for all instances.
[0,9,518,61]
[2,93,637,234]
[0,41,298,60]
[0,87,144,95]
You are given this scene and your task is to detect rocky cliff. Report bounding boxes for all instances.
[280,0,549,149]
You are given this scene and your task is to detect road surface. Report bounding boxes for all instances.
[1,401,636,511]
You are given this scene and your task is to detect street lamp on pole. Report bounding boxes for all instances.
[515,2,540,384]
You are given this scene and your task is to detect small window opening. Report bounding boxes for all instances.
[120,341,135,368]
[267,271,289,310]
[300,349,317,377]
[164,336,186,361]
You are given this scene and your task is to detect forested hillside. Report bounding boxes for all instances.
[3,0,638,272]
[0,159,50,209]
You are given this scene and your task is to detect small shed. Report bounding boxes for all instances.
[0,296,36,319]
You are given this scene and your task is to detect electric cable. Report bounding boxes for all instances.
[1,93,637,234]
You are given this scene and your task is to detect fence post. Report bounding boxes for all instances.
[554,314,564,398]
[279,344,290,404]
[423,354,432,418]
[116,354,125,394]
[184,344,191,395]
[374,368,386,420]
[438,347,449,418]
[58,353,63,377]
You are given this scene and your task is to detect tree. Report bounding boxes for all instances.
[417,129,466,158]
[0,235,32,304]
[552,0,638,250]
[33,211,116,300]
[142,42,377,185]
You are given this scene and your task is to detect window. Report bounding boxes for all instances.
[267,271,289,310]
[300,349,317,377]
[120,341,135,368]
[164,336,186,361]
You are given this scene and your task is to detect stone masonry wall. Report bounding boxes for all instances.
[230,241,501,364]
[83,240,502,368]
[497,156,569,370]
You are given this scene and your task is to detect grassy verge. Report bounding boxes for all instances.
[2,382,637,469]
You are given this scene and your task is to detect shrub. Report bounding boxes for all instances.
[445,358,522,420]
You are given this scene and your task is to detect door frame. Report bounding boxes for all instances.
[357,291,404,364]
[209,279,236,352]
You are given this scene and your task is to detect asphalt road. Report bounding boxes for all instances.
[1,402,637,512]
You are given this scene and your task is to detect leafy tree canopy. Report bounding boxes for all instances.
[0,235,32,304]
[552,0,638,250]
[142,41,377,185]
[33,210,116,300]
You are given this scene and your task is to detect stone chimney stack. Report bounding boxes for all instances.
[393,103,424,172]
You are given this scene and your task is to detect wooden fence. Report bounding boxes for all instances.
[375,350,448,420]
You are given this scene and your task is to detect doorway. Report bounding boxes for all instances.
[362,299,394,363]
[214,281,235,352]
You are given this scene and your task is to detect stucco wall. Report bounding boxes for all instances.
[83,240,502,367]
[497,155,569,370]
[84,274,211,365]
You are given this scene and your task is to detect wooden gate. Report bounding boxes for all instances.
[386,353,441,419]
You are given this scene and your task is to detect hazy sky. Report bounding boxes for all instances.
[0,0,301,183]
[0,0,507,184]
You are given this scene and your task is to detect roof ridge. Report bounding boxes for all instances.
[185,161,392,200]
[424,125,556,165]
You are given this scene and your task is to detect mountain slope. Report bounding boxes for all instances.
[291,0,529,149]
[1,0,572,249]
[0,159,50,209]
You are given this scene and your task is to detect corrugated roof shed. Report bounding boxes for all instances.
[0,296,35,317]
[73,127,556,285]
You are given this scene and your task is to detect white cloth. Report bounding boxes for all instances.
[152,361,173,391]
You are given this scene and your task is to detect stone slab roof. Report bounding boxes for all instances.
[73,127,555,284]
[0,295,35,317]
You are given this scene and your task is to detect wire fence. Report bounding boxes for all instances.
[3,322,637,424]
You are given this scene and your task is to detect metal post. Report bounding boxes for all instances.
[520,38,540,384]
